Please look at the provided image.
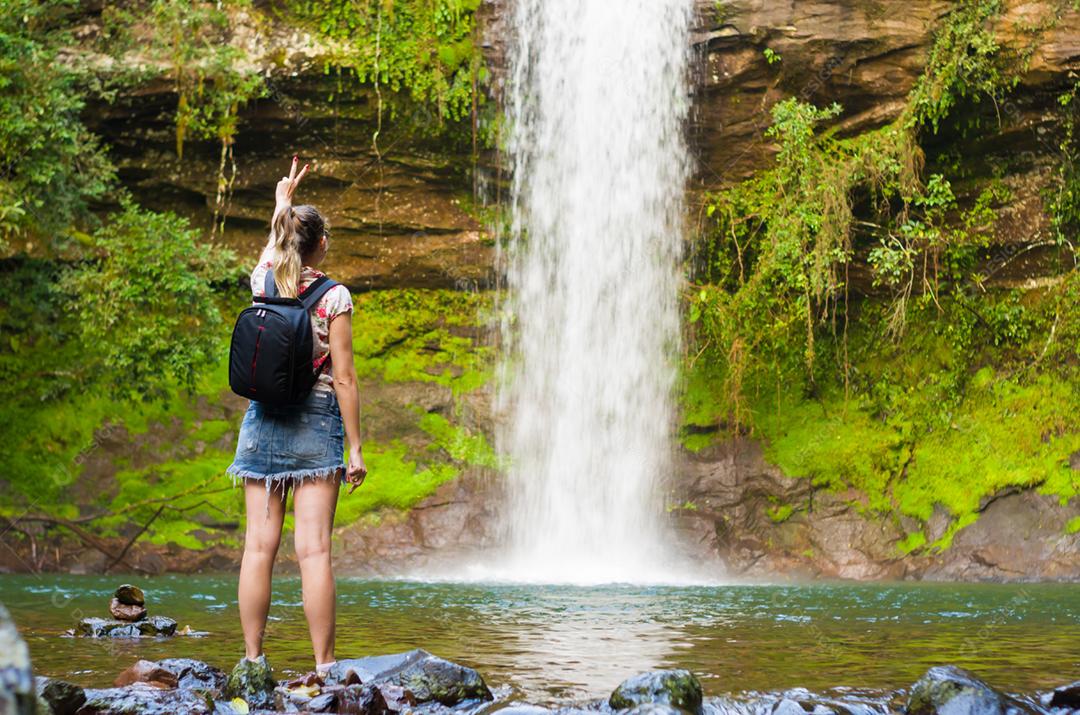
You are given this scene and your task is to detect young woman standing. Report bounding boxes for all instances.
[226,156,367,690]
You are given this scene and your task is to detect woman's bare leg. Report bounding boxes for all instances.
[292,474,340,666]
[238,480,288,660]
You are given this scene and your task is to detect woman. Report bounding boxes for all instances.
[226,156,367,689]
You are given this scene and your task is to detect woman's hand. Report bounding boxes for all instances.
[346,446,367,494]
[275,155,309,208]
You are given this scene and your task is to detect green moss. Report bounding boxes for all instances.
[334,441,459,524]
[98,449,243,550]
[767,504,795,523]
[897,531,927,555]
[353,289,494,394]
[417,412,502,469]
[1066,516,1080,534]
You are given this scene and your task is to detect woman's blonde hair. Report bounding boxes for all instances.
[270,204,327,298]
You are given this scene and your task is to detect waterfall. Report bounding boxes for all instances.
[492,0,694,583]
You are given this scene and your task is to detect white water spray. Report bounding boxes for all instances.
[491,0,695,584]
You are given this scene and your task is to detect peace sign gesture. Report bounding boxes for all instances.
[275,155,309,208]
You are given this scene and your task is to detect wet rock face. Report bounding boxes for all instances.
[609,670,704,715]
[0,603,35,715]
[36,677,87,715]
[906,666,1014,715]
[667,437,1080,582]
[1046,681,1080,709]
[223,654,277,711]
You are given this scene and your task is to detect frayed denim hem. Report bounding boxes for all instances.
[227,465,345,515]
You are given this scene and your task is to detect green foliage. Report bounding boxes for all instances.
[61,200,237,400]
[686,0,1080,551]
[907,0,1008,133]
[100,0,265,156]
[0,0,115,246]
[283,0,485,125]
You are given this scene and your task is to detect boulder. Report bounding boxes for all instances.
[338,649,492,706]
[75,616,177,638]
[113,584,145,606]
[35,677,86,715]
[223,655,276,711]
[0,603,35,715]
[906,666,1016,715]
[113,660,178,689]
[1047,681,1080,709]
[78,684,213,714]
[155,658,226,694]
[108,598,146,623]
[609,670,704,715]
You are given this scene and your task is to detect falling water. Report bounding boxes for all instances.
[492,0,694,583]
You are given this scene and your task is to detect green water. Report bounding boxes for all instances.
[1,575,1077,703]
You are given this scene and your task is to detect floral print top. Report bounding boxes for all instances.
[251,243,353,392]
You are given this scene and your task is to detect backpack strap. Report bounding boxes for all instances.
[263,269,278,297]
[299,275,340,311]
[263,269,339,310]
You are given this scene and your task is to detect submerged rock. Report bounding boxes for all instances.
[337,649,492,706]
[0,603,35,715]
[906,666,1017,715]
[76,616,177,638]
[609,670,704,715]
[223,655,276,711]
[79,683,213,714]
[35,677,86,715]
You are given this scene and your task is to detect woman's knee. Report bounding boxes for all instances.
[293,529,331,565]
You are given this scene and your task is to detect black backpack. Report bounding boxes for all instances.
[228,270,340,406]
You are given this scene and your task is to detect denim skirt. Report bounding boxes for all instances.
[227,388,345,490]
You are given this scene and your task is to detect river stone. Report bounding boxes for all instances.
[906,666,1012,715]
[609,670,704,715]
[223,655,276,711]
[1046,681,1080,709]
[114,660,178,689]
[113,585,145,606]
[79,683,213,714]
[108,598,147,623]
[338,649,492,706]
[0,603,35,715]
[36,677,86,715]
[155,658,226,694]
